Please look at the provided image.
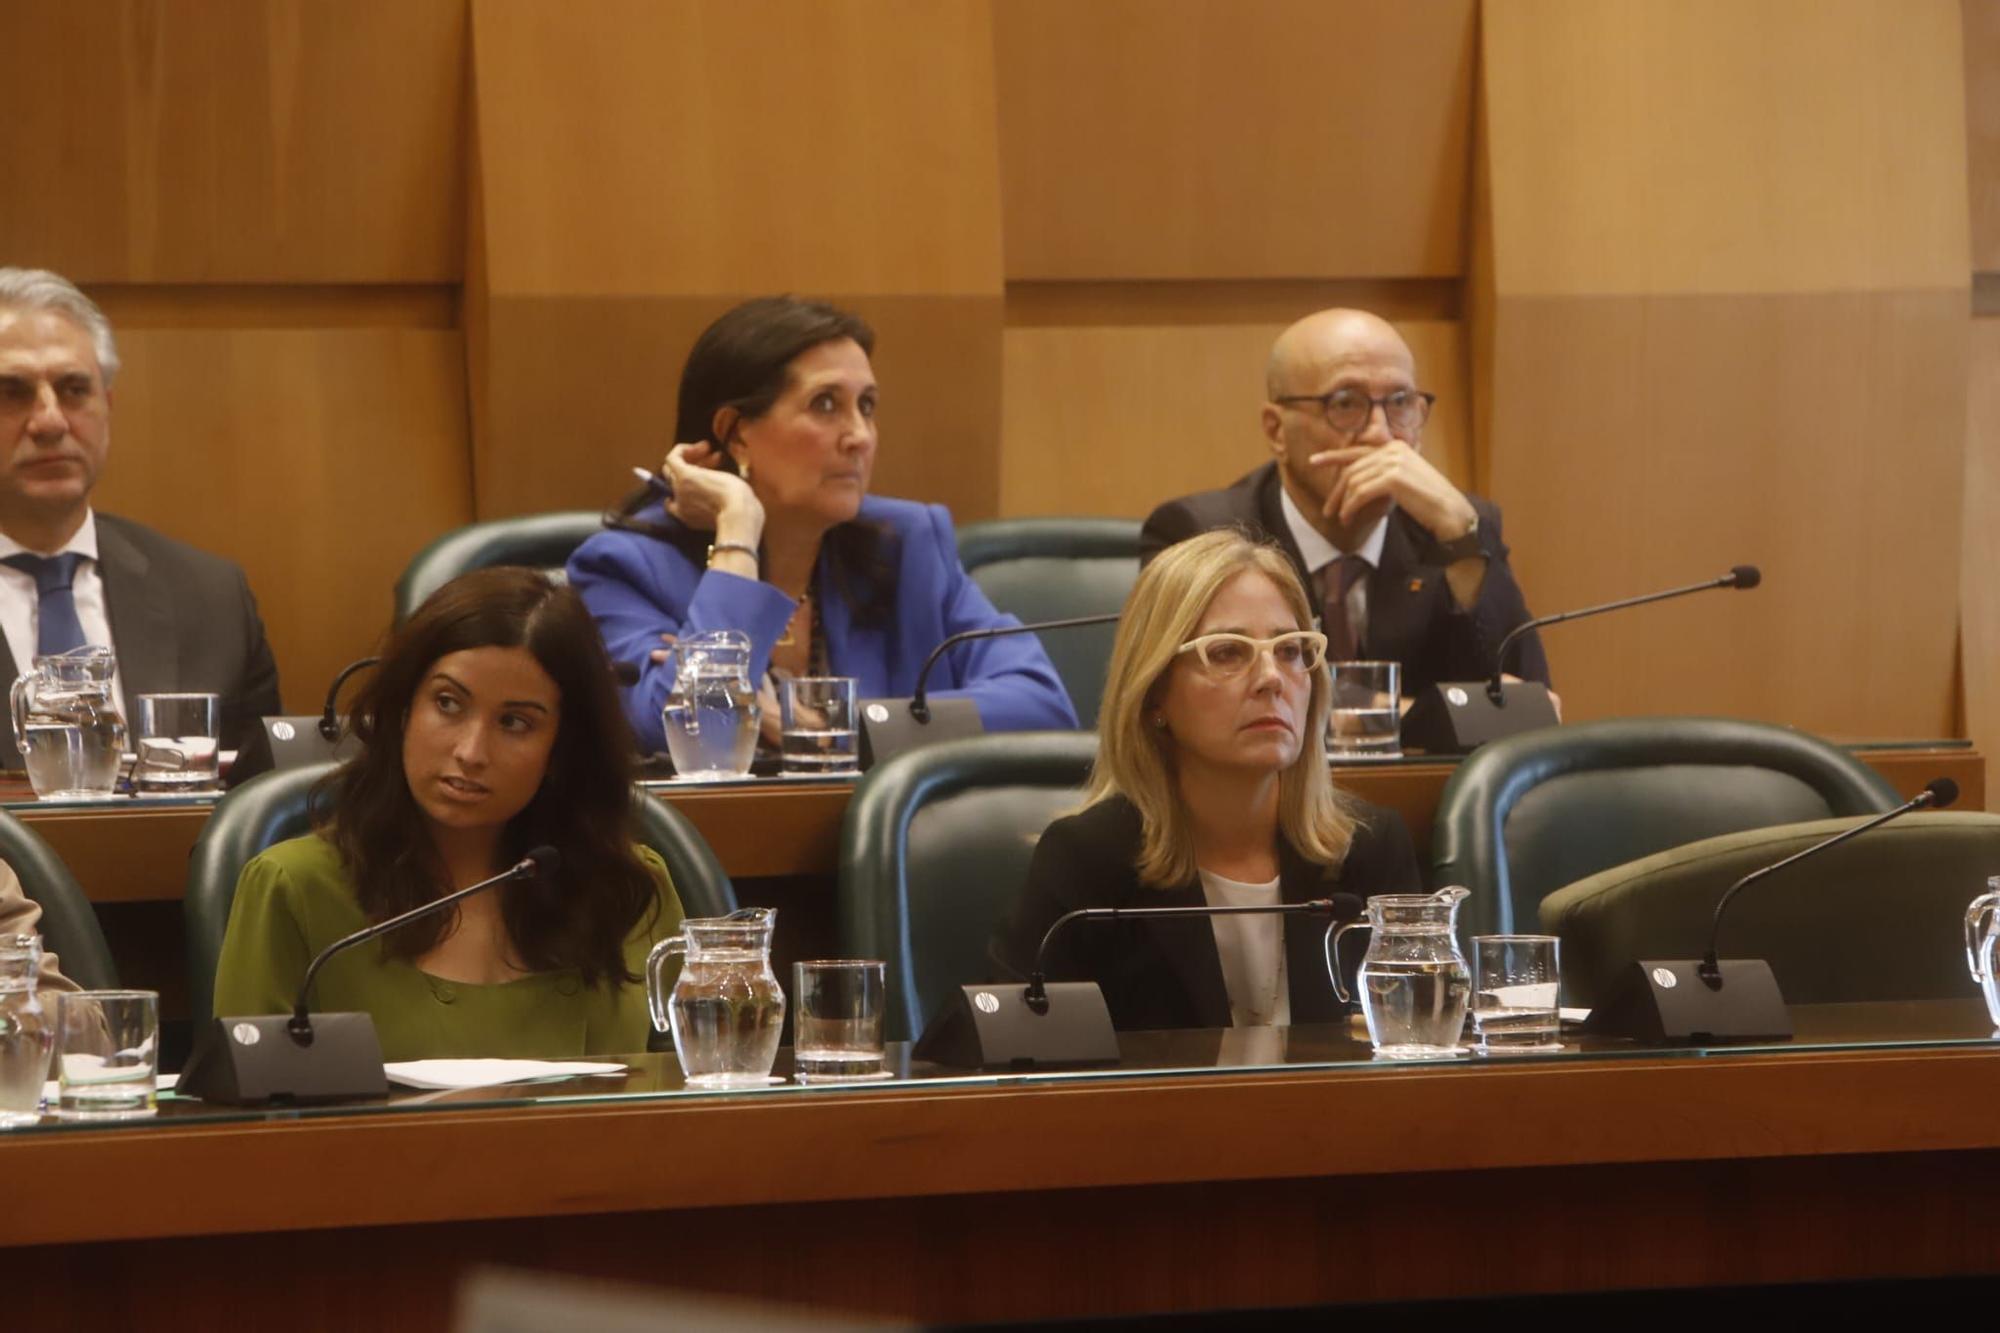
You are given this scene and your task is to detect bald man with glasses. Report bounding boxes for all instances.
[1139,308,1549,699]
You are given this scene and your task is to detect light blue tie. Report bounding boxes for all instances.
[2,553,89,656]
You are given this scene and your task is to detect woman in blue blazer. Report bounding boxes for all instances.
[569,296,1077,757]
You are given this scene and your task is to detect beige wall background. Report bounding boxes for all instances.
[0,0,1987,754]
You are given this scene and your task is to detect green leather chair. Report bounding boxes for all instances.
[839,731,1097,1041]
[1430,717,1901,939]
[1541,811,2000,1007]
[184,763,737,1027]
[0,809,117,989]
[956,517,1142,730]
[393,511,605,622]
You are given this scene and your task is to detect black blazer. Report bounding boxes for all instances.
[1139,462,1550,694]
[0,512,283,766]
[992,794,1423,1032]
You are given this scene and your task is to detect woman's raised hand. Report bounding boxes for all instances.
[663,442,763,545]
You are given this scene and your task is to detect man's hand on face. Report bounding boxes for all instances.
[1310,439,1477,546]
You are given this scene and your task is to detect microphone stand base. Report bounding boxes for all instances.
[858,696,984,770]
[913,983,1120,1069]
[1401,680,1560,756]
[1584,959,1793,1043]
[178,1013,389,1105]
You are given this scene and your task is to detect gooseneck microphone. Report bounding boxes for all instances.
[1485,565,1762,704]
[1698,777,1957,985]
[1403,563,1764,755]
[859,612,1123,769]
[1023,893,1368,1012]
[318,655,383,742]
[908,613,1124,723]
[289,845,561,1041]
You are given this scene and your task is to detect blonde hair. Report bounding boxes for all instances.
[1087,528,1355,887]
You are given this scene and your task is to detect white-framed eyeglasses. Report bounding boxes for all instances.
[1176,630,1328,678]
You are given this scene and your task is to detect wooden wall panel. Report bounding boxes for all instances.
[92,330,474,711]
[0,0,466,283]
[1969,0,2000,273]
[994,0,1478,280]
[469,0,1003,519]
[1002,308,1469,518]
[1485,0,1969,296]
[1479,0,1972,738]
[1967,318,2000,770]
[1487,292,1966,734]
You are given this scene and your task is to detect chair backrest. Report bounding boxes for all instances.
[633,789,738,919]
[0,810,117,989]
[185,764,736,1027]
[956,517,1142,730]
[838,731,1098,1041]
[1541,812,2000,1007]
[1431,717,1901,938]
[393,511,605,622]
[186,763,337,1027]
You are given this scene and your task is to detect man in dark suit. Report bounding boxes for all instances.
[1140,308,1548,697]
[0,268,280,765]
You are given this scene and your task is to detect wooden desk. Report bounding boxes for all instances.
[6,1004,2000,1326]
[18,744,1985,905]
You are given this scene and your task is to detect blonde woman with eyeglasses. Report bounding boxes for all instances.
[993,528,1420,1031]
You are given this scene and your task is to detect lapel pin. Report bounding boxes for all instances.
[1408,579,1423,593]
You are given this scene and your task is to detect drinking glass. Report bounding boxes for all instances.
[791,959,888,1081]
[136,692,222,792]
[1328,660,1401,759]
[1470,935,1562,1054]
[55,990,158,1118]
[780,676,860,776]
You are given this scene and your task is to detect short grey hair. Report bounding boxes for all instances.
[0,268,120,388]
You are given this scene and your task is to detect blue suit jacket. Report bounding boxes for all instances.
[568,496,1079,755]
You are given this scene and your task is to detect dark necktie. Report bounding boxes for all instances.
[1320,555,1369,662]
[2,552,89,656]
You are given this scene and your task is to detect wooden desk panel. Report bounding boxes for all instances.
[6,1032,2000,1325]
[24,745,1981,905]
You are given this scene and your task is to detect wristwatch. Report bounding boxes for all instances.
[1434,513,1484,564]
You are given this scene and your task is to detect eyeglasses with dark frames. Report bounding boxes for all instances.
[1273,387,1435,436]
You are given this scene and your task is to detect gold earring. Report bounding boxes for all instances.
[1151,714,1168,731]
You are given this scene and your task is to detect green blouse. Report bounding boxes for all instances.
[212,834,684,1062]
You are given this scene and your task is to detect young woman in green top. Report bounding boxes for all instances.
[213,568,685,1060]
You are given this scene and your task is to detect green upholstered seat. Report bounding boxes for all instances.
[184,762,735,1028]
[393,511,604,623]
[1430,717,1901,938]
[0,809,117,989]
[956,517,1142,730]
[838,731,1097,1041]
[1541,811,2000,1007]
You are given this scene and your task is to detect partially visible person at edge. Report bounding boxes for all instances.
[213,569,683,1060]
[567,295,1076,759]
[0,267,281,764]
[994,529,1423,1032]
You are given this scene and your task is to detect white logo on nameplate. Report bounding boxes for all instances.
[1651,967,1678,989]
[973,991,1000,1014]
[231,1022,263,1046]
[272,721,295,741]
[865,703,890,724]
[1445,687,1468,707]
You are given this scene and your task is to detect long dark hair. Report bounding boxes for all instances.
[321,568,660,986]
[606,295,895,625]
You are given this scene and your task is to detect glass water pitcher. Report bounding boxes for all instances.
[647,908,785,1087]
[1329,886,1473,1059]
[10,646,126,799]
